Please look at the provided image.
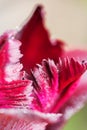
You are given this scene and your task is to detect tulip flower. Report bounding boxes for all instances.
[0,5,87,130]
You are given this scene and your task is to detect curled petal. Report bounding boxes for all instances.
[16,5,64,72]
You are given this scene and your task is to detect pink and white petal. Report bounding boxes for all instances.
[0,31,23,83]
[0,109,62,130]
[0,80,33,109]
[0,113,47,130]
[28,59,59,112]
[16,5,64,72]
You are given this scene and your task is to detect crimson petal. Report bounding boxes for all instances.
[58,58,86,92]
[52,58,86,112]
[16,5,64,73]
[58,71,87,121]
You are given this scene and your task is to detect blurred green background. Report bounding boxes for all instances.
[64,104,87,130]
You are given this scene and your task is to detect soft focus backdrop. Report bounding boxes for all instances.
[0,0,87,130]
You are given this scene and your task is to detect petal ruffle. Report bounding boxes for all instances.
[0,109,62,130]
[52,58,86,112]
[28,59,59,112]
[27,58,86,113]
[16,5,64,73]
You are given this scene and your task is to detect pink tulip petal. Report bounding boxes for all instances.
[28,59,59,112]
[59,50,87,120]
[0,31,33,109]
[52,58,86,112]
[58,58,86,92]
[0,109,62,130]
[27,58,86,113]
[59,71,87,121]
[0,31,23,83]
[64,50,87,61]
[16,5,64,73]
[0,113,47,130]
[0,5,87,130]
[0,80,33,109]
